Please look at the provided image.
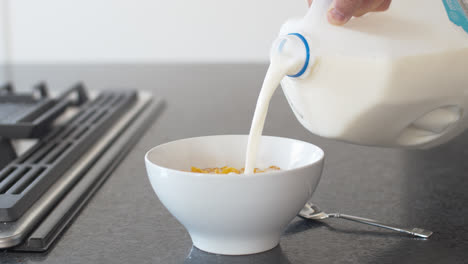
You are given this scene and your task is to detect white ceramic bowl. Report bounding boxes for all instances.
[145,135,324,255]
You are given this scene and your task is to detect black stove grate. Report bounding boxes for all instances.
[0,91,137,221]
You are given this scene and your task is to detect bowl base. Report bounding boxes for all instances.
[191,234,280,255]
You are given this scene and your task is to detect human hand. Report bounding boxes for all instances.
[307,0,391,25]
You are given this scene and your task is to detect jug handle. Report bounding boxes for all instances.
[303,0,333,29]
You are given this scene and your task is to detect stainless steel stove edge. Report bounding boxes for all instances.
[0,90,155,249]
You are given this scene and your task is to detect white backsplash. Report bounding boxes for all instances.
[1,0,305,63]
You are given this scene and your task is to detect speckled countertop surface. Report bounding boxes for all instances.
[1,64,467,263]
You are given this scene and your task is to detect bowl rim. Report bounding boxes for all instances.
[144,134,325,178]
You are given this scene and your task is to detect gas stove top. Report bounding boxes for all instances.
[0,83,164,251]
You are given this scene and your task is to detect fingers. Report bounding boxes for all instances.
[326,0,392,25]
[328,0,363,25]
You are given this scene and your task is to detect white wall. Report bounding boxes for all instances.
[0,1,5,63]
[3,0,307,63]
[0,1,11,81]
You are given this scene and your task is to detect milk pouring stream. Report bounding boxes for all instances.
[245,0,468,173]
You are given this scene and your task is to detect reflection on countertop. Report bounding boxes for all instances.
[184,245,291,264]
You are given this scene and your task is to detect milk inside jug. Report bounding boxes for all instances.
[274,0,468,148]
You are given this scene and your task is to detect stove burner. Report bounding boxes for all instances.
[0,83,88,139]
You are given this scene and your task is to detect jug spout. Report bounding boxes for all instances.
[269,0,332,78]
[271,33,315,78]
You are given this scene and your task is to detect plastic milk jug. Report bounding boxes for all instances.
[274,0,468,148]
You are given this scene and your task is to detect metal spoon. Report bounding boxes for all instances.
[298,202,433,238]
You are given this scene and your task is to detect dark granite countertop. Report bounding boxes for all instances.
[1,64,467,264]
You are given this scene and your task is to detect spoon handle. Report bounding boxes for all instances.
[328,213,433,238]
